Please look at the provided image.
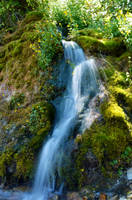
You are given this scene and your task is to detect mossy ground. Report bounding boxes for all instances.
[0,11,62,187]
[72,29,126,56]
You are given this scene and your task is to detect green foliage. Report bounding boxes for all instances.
[121,146,132,161]
[9,93,25,110]
[26,0,49,12]
[52,0,91,35]
[0,0,28,29]
[0,0,48,29]
[29,102,54,134]
[74,101,131,185]
[14,146,34,179]
[0,149,15,181]
[0,64,4,72]
[50,0,132,50]
[124,55,132,85]
[32,21,62,70]
[26,0,39,9]
[0,100,55,182]
[110,146,132,175]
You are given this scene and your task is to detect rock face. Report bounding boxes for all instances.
[0,11,63,187]
[72,28,126,56]
[66,192,82,200]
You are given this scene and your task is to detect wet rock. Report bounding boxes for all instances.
[119,196,126,200]
[80,187,95,199]
[0,184,4,189]
[129,183,132,190]
[49,195,59,200]
[109,195,119,200]
[67,192,82,200]
[85,151,98,168]
[82,196,88,200]
[99,193,107,200]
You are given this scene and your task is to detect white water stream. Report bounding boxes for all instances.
[0,41,104,200]
[24,40,103,200]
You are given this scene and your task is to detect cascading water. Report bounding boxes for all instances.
[23,40,103,200]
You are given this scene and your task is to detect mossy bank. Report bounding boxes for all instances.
[63,29,132,191]
[0,11,63,187]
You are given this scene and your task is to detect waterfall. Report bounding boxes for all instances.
[23,40,103,200]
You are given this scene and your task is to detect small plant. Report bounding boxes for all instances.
[121,146,132,163]
[0,0,28,29]
[118,168,123,176]
[110,146,132,176]
[9,93,25,110]
[28,102,52,134]
[110,159,118,167]
[30,21,62,70]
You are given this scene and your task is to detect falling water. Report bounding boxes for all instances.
[23,40,103,200]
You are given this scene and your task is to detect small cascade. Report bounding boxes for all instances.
[23,40,103,200]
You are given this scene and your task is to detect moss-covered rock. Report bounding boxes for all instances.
[2,11,43,45]
[71,28,103,39]
[0,100,55,184]
[65,50,132,190]
[74,36,126,56]
[21,11,43,26]
[69,95,132,189]
[0,10,62,187]
[0,64,4,72]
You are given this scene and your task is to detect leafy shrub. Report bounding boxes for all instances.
[0,0,29,29]
[9,93,25,110]
[52,0,91,35]
[31,20,62,70]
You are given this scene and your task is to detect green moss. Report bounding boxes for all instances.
[117,51,132,62]
[101,98,126,123]
[3,12,42,45]
[76,36,104,53]
[0,11,60,186]
[109,87,132,117]
[75,36,126,56]
[78,28,103,38]
[0,63,4,72]
[99,65,115,81]
[21,11,43,26]
[71,28,103,39]
[70,93,132,189]
[12,43,23,57]
[82,121,129,165]
[108,71,126,86]
[0,48,5,58]
[0,150,14,180]
[29,102,54,134]
[110,87,132,103]
[14,147,34,180]
[3,39,22,58]
[0,100,55,182]
[6,39,22,51]
[101,38,125,55]
[9,93,25,110]
[13,102,54,180]
[0,75,3,82]
[21,31,38,42]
